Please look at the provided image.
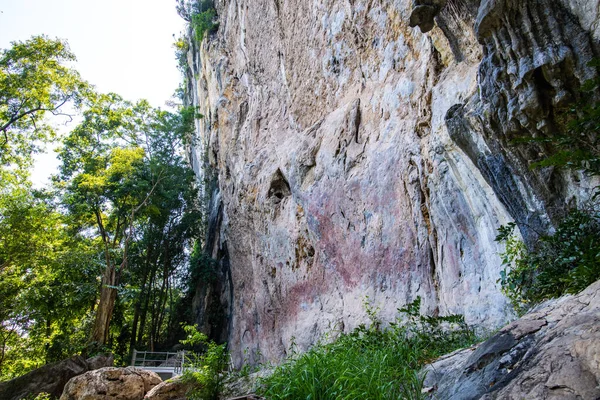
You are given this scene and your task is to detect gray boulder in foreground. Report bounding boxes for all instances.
[422,280,600,399]
[0,354,113,400]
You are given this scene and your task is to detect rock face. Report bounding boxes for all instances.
[143,377,191,400]
[422,279,600,399]
[184,0,600,366]
[60,367,161,400]
[0,354,113,400]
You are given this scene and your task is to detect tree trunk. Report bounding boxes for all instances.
[129,252,151,353]
[90,264,118,345]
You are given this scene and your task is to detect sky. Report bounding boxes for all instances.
[0,0,186,185]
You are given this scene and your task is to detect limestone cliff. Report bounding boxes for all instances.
[183,0,600,367]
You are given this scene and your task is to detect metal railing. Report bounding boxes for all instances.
[131,350,186,376]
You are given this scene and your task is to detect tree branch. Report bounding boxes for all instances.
[0,95,73,138]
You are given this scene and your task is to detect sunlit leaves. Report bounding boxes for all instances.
[0,35,90,173]
[0,187,98,378]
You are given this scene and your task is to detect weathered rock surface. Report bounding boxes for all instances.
[185,0,600,367]
[422,280,600,399]
[220,369,272,400]
[60,367,161,400]
[0,354,113,400]
[143,377,191,400]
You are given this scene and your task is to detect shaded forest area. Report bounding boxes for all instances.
[0,34,211,380]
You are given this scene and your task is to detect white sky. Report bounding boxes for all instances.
[0,0,186,185]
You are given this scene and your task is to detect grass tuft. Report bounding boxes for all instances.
[257,297,477,400]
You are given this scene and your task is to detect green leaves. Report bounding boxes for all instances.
[0,187,98,379]
[192,8,219,43]
[0,34,203,378]
[495,210,600,313]
[258,299,476,400]
[0,35,90,173]
[180,325,228,400]
[509,59,600,196]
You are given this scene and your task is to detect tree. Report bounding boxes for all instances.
[0,34,202,376]
[0,35,89,172]
[57,96,201,349]
[57,94,161,346]
[0,186,98,379]
[125,107,201,351]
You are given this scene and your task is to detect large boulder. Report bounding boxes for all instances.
[0,354,113,400]
[143,377,191,400]
[60,367,162,400]
[422,280,600,399]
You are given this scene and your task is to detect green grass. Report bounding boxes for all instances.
[257,298,477,400]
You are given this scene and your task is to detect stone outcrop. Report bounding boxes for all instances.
[448,0,600,244]
[0,354,113,400]
[184,0,600,367]
[410,0,448,33]
[143,377,191,400]
[60,367,161,400]
[422,279,600,399]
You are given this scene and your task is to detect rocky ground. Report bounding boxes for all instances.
[1,280,598,399]
[422,280,600,399]
[0,354,113,400]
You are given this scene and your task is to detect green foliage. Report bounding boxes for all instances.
[258,298,476,400]
[0,35,89,173]
[1,96,201,377]
[176,0,215,22]
[55,93,203,348]
[192,8,219,43]
[0,187,98,380]
[188,241,218,286]
[496,209,600,312]
[173,36,190,72]
[24,393,52,400]
[0,33,203,381]
[29,393,51,400]
[180,325,228,400]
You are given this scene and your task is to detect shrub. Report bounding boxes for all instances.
[173,36,189,71]
[257,298,476,400]
[496,209,600,312]
[180,325,228,400]
[192,8,218,43]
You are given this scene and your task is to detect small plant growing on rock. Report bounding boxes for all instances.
[25,393,51,400]
[192,9,218,43]
[173,36,189,72]
[531,59,600,180]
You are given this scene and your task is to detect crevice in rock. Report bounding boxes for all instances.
[268,169,292,205]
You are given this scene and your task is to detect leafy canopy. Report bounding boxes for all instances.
[0,35,89,171]
[0,34,204,379]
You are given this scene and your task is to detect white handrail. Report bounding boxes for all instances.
[131,350,186,376]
